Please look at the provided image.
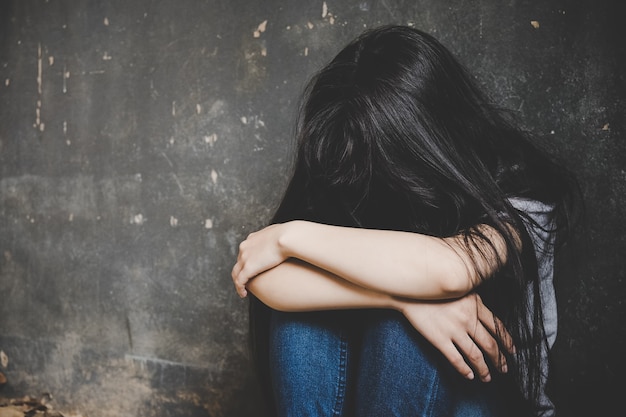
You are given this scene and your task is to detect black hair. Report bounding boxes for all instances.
[250,25,580,415]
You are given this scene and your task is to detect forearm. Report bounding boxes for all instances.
[247,259,397,312]
[277,221,504,299]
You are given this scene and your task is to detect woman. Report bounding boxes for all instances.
[232,25,578,417]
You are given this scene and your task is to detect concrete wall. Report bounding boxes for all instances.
[0,0,623,416]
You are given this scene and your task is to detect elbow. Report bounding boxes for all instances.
[247,279,286,311]
[437,272,474,298]
[434,261,477,299]
[247,274,303,312]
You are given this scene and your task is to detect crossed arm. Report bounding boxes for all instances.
[231,220,516,382]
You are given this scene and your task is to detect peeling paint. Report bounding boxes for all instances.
[204,133,218,146]
[131,213,145,225]
[253,20,268,38]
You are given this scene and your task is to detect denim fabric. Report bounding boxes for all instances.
[269,309,503,417]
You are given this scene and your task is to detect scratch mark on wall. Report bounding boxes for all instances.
[104,17,110,26]
[62,64,69,93]
[35,43,45,132]
[196,104,202,114]
[48,56,54,66]
[170,216,178,227]
[64,120,71,145]
[160,152,186,195]
[380,0,397,21]
[204,219,213,229]
[160,152,173,169]
[211,169,218,184]
[37,44,42,94]
[530,20,540,29]
[125,316,133,350]
[103,52,112,61]
[4,79,9,87]
[172,101,176,116]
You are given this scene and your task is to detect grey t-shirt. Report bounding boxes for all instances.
[509,197,557,417]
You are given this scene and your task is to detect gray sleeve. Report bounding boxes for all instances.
[508,197,557,417]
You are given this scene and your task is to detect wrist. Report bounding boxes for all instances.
[276,220,304,259]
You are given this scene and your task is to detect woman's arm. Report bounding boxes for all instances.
[246,259,514,382]
[233,220,513,300]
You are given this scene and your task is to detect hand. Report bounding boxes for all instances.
[395,293,515,382]
[231,223,290,298]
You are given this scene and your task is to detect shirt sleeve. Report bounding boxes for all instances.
[508,197,557,417]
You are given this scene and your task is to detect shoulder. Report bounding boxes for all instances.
[507,197,555,232]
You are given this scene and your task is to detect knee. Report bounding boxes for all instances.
[269,310,352,417]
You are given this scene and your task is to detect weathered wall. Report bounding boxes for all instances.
[0,0,623,416]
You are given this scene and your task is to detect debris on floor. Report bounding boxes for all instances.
[0,394,65,417]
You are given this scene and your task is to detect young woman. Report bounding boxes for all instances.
[232,25,578,417]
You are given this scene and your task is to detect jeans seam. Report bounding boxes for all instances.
[424,370,441,417]
[331,331,348,417]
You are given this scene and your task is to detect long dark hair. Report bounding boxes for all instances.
[250,25,579,415]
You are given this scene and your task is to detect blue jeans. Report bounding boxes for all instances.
[269,309,506,417]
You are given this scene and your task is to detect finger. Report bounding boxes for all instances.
[437,341,476,380]
[455,334,491,382]
[471,322,507,374]
[231,263,248,298]
[477,304,515,354]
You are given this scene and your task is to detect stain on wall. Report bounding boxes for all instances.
[0,0,624,416]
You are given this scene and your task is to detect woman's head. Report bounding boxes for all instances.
[278,26,493,231]
[278,25,573,234]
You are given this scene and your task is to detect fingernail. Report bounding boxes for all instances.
[466,371,474,380]
[482,374,491,383]
[501,363,508,373]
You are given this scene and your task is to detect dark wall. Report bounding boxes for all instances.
[0,1,623,416]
